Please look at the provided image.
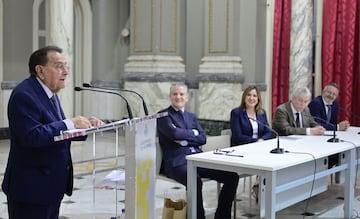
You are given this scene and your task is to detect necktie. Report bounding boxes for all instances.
[180,111,187,128]
[179,110,195,152]
[326,105,332,122]
[51,94,62,119]
[295,112,300,128]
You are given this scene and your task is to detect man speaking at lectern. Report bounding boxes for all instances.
[2,46,103,219]
[157,83,239,219]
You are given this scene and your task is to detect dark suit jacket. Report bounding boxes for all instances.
[2,76,85,205]
[230,108,273,146]
[308,96,339,130]
[272,101,319,136]
[157,106,206,175]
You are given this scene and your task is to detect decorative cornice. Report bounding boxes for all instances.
[0,128,9,139]
[91,80,124,89]
[1,81,19,90]
[199,56,243,74]
[124,72,186,82]
[124,55,185,73]
[196,73,244,83]
[242,82,267,91]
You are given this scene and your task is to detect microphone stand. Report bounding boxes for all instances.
[249,117,284,154]
[74,87,133,119]
[328,128,340,142]
[270,136,284,154]
[83,83,149,116]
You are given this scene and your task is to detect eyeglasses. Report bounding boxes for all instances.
[53,63,69,72]
[43,62,69,72]
[325,90,338,97]
[213,148,244,157]
[294,97,310,104]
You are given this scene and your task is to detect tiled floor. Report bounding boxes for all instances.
[0,132,359,219]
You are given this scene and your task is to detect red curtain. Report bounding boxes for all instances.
[322,0,360,125]
[271,0,292,115]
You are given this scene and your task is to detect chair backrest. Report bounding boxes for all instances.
[201,135,231,152]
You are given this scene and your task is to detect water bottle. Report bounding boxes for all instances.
[119,208,125,219]
[110,208,125,219]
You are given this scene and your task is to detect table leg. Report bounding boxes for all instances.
[264,171,276,219]
[343,148,355,218]
[187,160,197,219]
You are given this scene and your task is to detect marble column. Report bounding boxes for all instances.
[289,0,313,95]
[48,0,74,117]
[197,0,244,121]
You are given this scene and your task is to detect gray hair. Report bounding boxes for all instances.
[170,82,188,94]
[291,87,311,98]
[324,82,339,91]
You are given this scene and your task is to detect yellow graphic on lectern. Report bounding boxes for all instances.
[136,159,154,219]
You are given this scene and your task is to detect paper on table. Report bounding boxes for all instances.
[64,128,87,134]
[279,136,302,140]
[323,130,334,136]
[105,169,126,184]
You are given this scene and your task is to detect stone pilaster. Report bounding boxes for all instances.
[289,0,313,94]
[125,55,185,73]
[197,0,243,121]
[123,0,185,118]
[125,0,185,74]
[199,0,243,74]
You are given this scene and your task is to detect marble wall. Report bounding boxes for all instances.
[289,0,313,93]
[123,81,241,136]
[198,82,242,121]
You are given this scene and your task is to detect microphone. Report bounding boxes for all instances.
[311,116,339,142]
[74,86,134,119]
[249,117,284,154]
[82,83,149,116]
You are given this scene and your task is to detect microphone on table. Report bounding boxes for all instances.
[82,83,149,116]
[249,117,284,154]
[311,116,339,142]
[74,86,134,119]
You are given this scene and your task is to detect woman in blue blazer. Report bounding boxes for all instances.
[230,86,273,146]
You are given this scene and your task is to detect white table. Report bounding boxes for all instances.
[187,133,358,219]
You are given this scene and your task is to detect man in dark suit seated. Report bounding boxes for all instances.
[272,86,325,136]
[308,82,350,169]
[2,46,104,219]
[157,83,239,219]
[308,82,350,131]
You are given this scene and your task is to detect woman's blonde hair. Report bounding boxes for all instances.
[239,86,264,114]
